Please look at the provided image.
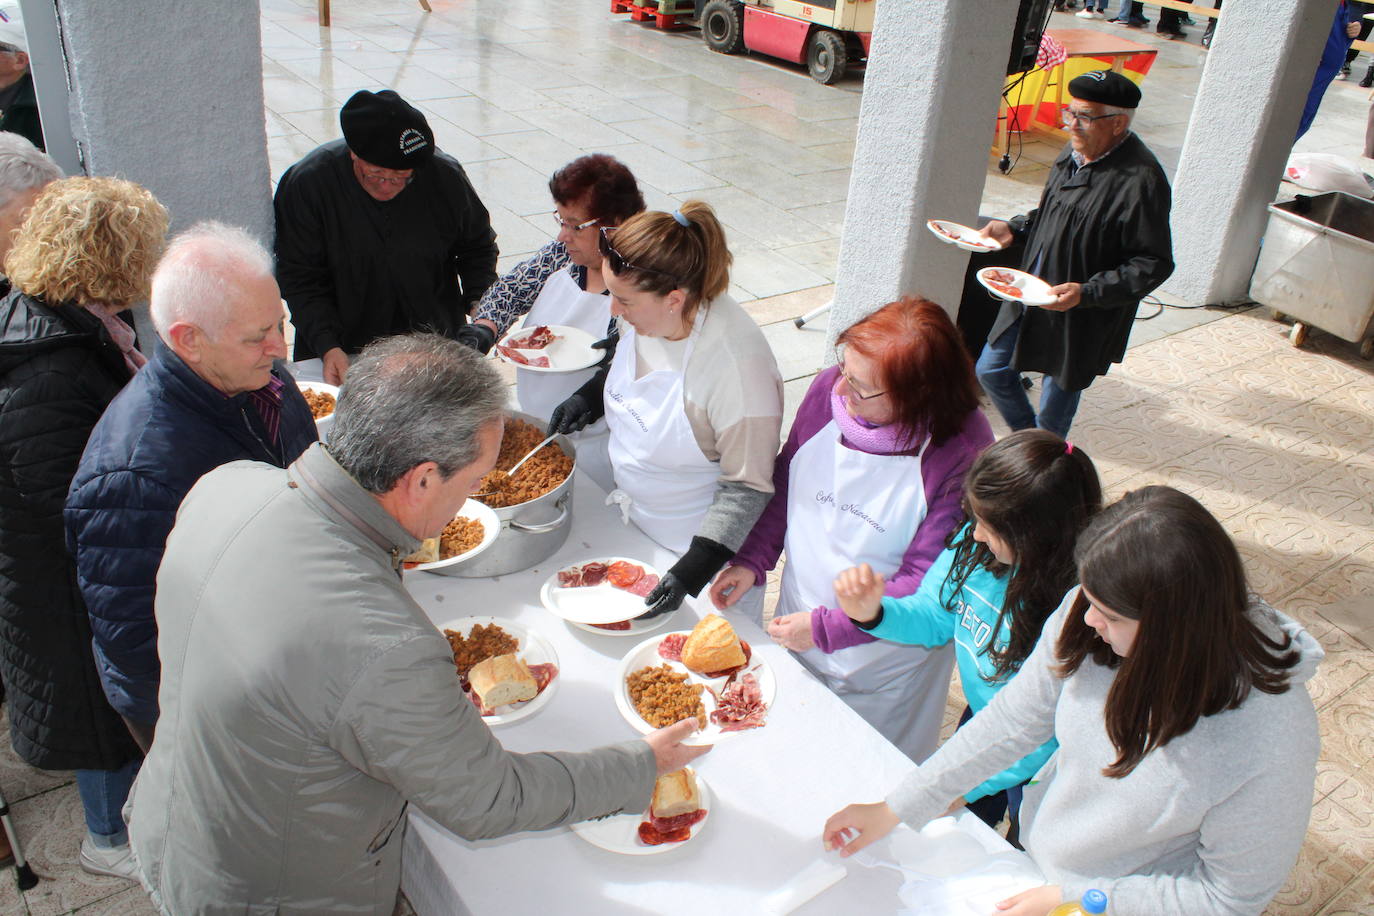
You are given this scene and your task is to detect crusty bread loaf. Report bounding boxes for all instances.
[468,653,537,707]
[651,768,701,819]
[680,614,745,675]
[405,537,439,564]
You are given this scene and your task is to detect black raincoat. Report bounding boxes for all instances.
[989,133,1174,392]
[274,139,499,360]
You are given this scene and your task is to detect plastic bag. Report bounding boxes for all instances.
[1283,153,1374,198]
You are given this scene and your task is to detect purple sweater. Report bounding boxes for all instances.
[730,367,993,653]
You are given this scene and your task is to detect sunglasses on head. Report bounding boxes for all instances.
[598,227,680,286]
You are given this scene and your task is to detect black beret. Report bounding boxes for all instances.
[1067,70,1141,109]
[340,90,434,169]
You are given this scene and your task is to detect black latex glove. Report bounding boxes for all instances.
[639,572,689,619]
[639,536,734,619]
[547,366,608,435]
[456,322,496,354]
[591,322,620,368]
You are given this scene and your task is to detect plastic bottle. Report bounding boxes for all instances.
[1047,888,1109,915]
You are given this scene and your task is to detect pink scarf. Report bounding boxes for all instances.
[81,302,147,374]
[830,384,925,456]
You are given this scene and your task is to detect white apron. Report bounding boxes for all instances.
[780,420,955,763]
[604,314,718,554]
[515,268,613,491]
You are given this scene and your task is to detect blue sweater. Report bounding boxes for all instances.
[867,530,1058,802]
[65,345,317,723]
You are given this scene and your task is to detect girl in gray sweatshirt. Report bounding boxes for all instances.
[825,486,1322,916]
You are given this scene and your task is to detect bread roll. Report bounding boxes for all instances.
[680,614,745,675]
[468,653,537,707]
[405,537,439,564]
[651,768,701,819]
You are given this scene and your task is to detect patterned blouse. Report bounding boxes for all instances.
[473,240,595,336]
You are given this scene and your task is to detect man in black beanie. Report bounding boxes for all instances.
[273,90,498,384]
[973,70,1173,436]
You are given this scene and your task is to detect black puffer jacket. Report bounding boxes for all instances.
[0,288,141,770]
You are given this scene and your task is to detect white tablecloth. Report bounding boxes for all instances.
[399,470,1019,915]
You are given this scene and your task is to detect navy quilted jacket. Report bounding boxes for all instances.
[65,343,317,724]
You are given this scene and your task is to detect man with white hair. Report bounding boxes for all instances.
[0,132,59,292]
[65,223,317,798]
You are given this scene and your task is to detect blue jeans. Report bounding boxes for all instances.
[75,759,140,847]
[976,316,1083,438]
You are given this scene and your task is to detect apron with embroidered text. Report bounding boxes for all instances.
[604,313,717,555]
[780,420,955,762]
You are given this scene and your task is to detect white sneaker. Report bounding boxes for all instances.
[79,837,140,881]
[1076,9,1096,18]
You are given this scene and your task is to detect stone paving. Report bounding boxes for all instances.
[1,2,1371,913]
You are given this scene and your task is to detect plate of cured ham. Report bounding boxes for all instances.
[976,267,1057,307]
[614,623,775,746]
[494,324,602,373]
[438,616,559,726]
[539,558,669,633]
[926,219,1004,253]
[570,769,712,855]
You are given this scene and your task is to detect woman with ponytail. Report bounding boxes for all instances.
[549,200,782,618]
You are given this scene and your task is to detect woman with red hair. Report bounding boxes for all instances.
[711,297,992,761]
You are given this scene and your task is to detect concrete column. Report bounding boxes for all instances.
[1167,0,1335,304]
[828,0,1022,344]
[15,0,80,174]
[54,1,273,242]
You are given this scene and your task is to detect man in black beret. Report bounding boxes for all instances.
[273,90,498,384]
[974,70,1173,436]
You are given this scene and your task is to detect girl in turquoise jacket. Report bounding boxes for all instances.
[835,429,1101,844]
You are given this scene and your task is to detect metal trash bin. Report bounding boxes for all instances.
[1249,191,1374,358]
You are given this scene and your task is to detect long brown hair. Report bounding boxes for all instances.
[837,297,980,447]
[602,199,730,318]
[1056,486,1301,778]
[945,430,1101,679]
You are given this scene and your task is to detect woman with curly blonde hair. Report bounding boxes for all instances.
[0,176,167,880]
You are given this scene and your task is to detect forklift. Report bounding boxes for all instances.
[610,0,875,85]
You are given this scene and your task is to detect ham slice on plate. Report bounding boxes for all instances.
[626,573,659,597]
[496,345,550,368]
[710,671,768,732]
[637,808,706,846]
[506,325,555,349]
[658,633,688,662]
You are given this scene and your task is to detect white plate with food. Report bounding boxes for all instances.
[540,557,665,630]
[296,380,339,435]
[404,500,501,576]
[926,219,1004,253]
[438,616,559,726]
[494,324,601,373]
[615,615,775,746]
[571,768,712,856]
[976,267,1057,307]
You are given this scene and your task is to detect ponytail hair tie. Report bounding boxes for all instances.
[1065,440,1074,455]
[671,209,692,227]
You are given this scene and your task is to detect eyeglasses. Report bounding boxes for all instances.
[1060,108,1124,129]
[834,347,886,401]
[553,212,599,232]
[356,164,413,186]
[598,227,679,285]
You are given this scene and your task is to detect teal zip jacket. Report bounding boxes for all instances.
[863,527,1057,801]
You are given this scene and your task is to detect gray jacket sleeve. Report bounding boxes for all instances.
[329,634,656,839]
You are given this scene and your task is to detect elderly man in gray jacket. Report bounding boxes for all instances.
[125,334,707,914]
